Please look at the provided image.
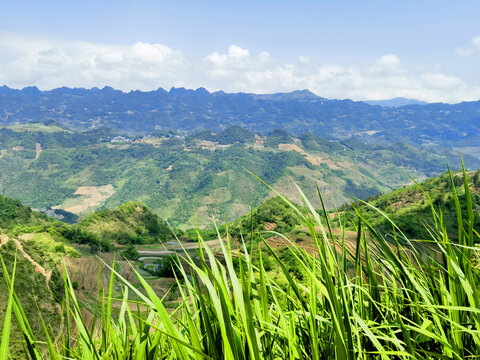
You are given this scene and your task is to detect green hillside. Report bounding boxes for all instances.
[1,124,477,229]
[226,196,303,238]
[0,195,78,356]
[0,239,67,356]
[78,201,174,245]
[0,194,54,229]
[339,169,480,239]
[0,195,173,356]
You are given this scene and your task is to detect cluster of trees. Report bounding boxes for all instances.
[78,201,175,247]
[0,194,53,228]
[227,197,303,239]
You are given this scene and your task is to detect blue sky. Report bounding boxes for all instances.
[1,0,479,102]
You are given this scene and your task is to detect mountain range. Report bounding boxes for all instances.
[362,97,428,107]
[1,86,479,151]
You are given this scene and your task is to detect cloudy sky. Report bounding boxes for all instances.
[1,0,480,103]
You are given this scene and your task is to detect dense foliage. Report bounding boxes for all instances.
[1,124,476,228]
[186,125,255,145]
[227,196,303,238]
[0,194,53,228]
[78,201,174,245]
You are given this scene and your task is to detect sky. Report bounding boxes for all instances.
[1,0,480,103]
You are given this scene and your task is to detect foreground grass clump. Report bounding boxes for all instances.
[2,165,480,359]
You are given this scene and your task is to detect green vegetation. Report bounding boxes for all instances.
[0,194,173,253]
[1,164,480,358]
[227,196,303,238]
[339,169,480,240]
[0,194,174,357]
[0,232,76,356]
[1,125,476,228]
[1,122,70,133]
[121,243,139,260]
[152,254,180,277]
[263,128,295,148]
[78,201,174,245]
[0,194,54,229]
[186,125,255,145]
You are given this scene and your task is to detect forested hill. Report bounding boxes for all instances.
[1,123,478,228]
[1,86,480,147]
[0,194,54,229]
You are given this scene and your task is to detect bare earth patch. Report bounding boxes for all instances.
[13,237,53,286]
[278,143,341,169]
[253,134,264,149]
[11,146,24,151]
[35,142,42,160]
[329,211,345,219]
[53,184,116,214]
[264,222,277,231]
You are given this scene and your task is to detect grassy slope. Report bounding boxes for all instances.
[339,169,480,239]
[0,194,78,357]
[0,195,173,356]
[0,239,65,356]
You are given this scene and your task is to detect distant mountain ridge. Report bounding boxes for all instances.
[363,97,428,107]
[1,85,479,147]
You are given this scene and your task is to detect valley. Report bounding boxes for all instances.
[1,122,477,229]
[1,158,479,358]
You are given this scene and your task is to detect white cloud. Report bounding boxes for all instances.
[371,54,404,75]
[0,33,479,103]
[201,48,480,102]
[299,56,311,64]
[204,44,271,70]
[456,36,480,57]
[0,33,186,91]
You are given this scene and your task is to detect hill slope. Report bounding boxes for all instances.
[1,125,477,228]
[79,201,174,245]
[338,169,480,239]
[0,193,54,228]
[0,194,177,355]
[0,195,77,356]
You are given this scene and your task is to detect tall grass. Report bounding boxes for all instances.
[1,165,480,359]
